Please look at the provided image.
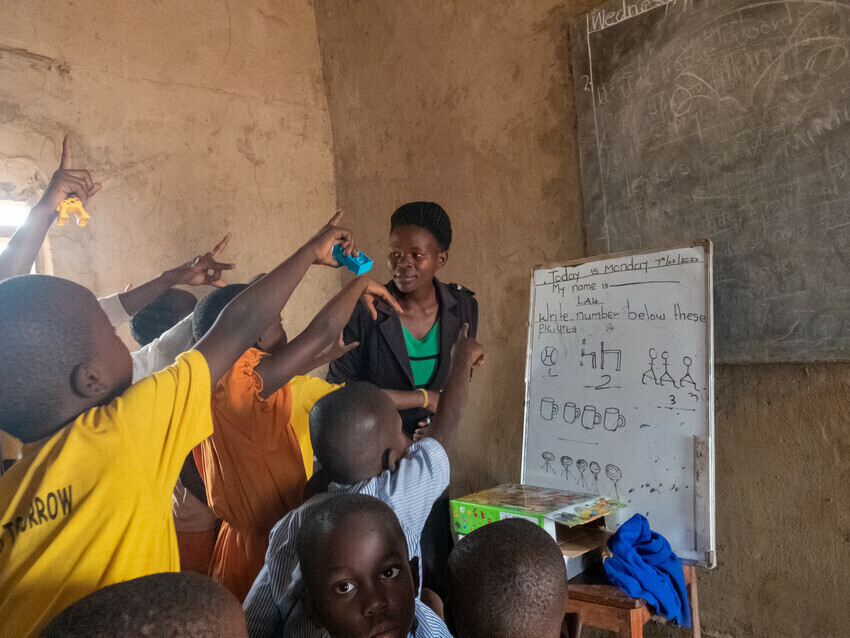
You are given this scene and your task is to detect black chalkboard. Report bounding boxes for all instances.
[572,0,850,363]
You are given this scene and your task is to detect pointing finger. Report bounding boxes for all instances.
[60,135,72,170]
[210,233,232,257]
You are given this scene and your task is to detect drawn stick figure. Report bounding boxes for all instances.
[560,455,575,481]
[606,464,623,500]
[658,351,678,387]
[541,451,556,474]
[642,348,658,385]
[589,461,601,494]
[576,459,589,489]
[679,355,698,390]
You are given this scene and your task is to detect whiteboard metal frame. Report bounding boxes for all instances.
[521,241,716,567]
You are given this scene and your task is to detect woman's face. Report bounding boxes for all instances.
[388,225,447,294]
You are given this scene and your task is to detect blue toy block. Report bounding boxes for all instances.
[333,243,373,275]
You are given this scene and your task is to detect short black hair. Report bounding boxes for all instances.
[309,382,394,484]
[40,572,246,637]
[390,202,452,251]
[296,494,406,588]
[447,518,568,638]
[192,284,248,342]
[0,276,97,441]
[130,288,197,346]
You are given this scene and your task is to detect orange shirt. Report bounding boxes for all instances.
[197,348,338,601]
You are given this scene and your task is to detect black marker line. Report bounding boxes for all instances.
[607,280,680,287]
[557,438,599,444]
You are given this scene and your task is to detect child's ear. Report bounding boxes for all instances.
[71,363,110,399]
[437,250,448,268]
[409,556,420,592]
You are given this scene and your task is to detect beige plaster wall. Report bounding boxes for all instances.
[0,0,338,343]
[313,1,850,636]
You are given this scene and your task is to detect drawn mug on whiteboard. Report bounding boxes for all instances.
[563,402,581,424]
[540,397,559,421]
[581,405,602,429]
[604,407,626,431]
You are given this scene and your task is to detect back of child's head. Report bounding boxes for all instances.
[309,381,405,484]
[296,494,417,638]
[130,288,197,346]
[447,518,569,638]
[192,284,248,342]
[40,572,247,637]
[390,201,452,251]
[0,275,113,442]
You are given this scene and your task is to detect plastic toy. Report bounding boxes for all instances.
[56,197,91,226]
[332,243,373,275]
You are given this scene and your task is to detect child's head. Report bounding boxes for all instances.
[193,283,285,352]
[0,275,132,442]
[297,494,417,638]
[130,288,197,346]
[388,202,450,294]
[447,518,569,638]
[310,382,408,484]
[40,571,247,637]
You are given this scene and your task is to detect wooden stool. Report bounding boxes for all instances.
[567,564,701,638]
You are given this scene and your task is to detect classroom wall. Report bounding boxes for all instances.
[0,0,338,342]
[312,1,849,636]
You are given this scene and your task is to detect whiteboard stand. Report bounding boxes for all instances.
[521,241,715,568]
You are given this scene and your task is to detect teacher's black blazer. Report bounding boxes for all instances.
[327,278,478,435]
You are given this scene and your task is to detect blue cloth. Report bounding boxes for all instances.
[603,514,691,627]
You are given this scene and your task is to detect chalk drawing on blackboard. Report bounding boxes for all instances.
[560,455,575,481]
[576,459,589,488]
[679,356,697,390]
[606,464,623,500]
[658,351,678,387]
[580,405,602,430]
[641,348,659,385]
[563,402,580,424]
[541,451,556,474]
[589,461,602,494]
[540,397,559,421]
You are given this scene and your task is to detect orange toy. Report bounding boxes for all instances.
[56,197,91,226]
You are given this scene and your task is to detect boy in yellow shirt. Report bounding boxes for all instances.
[0,205,366,637]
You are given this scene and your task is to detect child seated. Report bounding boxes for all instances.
[0,210,358,636]
[446,518,578,638]
[192,275,400,601]
[296,494,451,637]
[243,326,484,638]
[40,571,247,637]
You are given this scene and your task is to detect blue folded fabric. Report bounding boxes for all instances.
[602,513,691,627]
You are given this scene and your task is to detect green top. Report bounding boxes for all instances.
[402,320,440,387]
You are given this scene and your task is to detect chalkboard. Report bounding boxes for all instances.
[571,0,850,363]
[521,243,715,566]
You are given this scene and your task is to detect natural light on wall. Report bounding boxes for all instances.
[0,199,29,227]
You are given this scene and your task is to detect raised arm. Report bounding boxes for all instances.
[254,276,401,398]
[115,234,234,318]
[194,211,355,384]
[0,136,100,280]
[414,324,485,448]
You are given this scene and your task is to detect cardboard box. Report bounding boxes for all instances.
[451,483,626,579]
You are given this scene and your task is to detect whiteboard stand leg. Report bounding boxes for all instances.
[684,565,701,638]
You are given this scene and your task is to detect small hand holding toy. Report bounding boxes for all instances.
[34,135,101,226]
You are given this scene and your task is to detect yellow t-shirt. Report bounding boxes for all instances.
[0,350,212,638]
[287,375,341,476]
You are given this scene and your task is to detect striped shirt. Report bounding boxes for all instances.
[243,438,450,638]
[317,599,452,638]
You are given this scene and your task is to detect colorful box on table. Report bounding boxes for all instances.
[450,483,626,578]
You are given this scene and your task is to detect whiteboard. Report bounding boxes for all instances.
[521,242,715,566]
